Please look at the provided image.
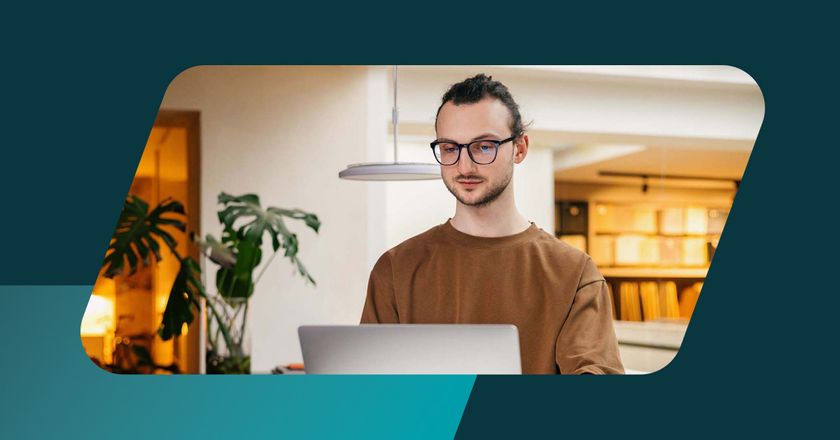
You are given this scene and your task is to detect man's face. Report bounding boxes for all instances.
[435,97,525,207]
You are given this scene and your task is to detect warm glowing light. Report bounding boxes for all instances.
[156,293,169,314]
[80,294,115,336]
[181,322,189,336]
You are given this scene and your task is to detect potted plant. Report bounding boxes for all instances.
[99,192,319,374]
[199,193,320,374]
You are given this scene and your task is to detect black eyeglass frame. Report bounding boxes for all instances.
[429,134,520,166]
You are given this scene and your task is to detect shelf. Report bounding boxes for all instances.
[613,320,687,349]
[599,266,708,279]
[594,231,721,237]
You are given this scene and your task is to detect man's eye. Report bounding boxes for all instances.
[442,145,458,153]
[473,142,496,153]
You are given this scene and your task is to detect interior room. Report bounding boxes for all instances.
[81,65,764,374]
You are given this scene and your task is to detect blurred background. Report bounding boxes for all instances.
[80,66,764,374]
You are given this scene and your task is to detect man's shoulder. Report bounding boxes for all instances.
[530,227,587,260]
[528,228,604,285]
[369,224,442,275]
[386,223,444,256]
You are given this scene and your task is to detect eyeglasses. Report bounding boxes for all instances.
[430,134,519,166]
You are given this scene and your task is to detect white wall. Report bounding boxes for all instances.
[382,139,451,250]
[512,146,554,232]
[161,66,378,372]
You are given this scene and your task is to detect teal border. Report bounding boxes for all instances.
[0,286,475,439]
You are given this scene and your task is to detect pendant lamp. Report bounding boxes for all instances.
[339,66,441,181]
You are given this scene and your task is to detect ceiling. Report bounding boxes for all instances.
[553,144,751,189]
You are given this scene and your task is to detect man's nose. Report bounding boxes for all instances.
[456,147,477,174]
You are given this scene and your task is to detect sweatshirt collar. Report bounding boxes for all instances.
[439,218,540,249]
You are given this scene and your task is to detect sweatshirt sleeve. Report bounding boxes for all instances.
[555,257,624,374]
[360,252,400,323]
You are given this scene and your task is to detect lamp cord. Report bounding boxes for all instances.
[393,65,399,163]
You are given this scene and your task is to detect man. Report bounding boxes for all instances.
[360,74,624,374]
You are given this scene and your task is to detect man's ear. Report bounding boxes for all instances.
[513,134,529,164]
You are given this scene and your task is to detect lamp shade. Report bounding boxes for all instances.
[339,66,441,182]
[338,162,441,181]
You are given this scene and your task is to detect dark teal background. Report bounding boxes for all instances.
[2,5,837,439]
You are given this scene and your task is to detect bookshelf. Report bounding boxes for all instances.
[556,198,730,324]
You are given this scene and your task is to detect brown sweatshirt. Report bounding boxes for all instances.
[360,219,624,374]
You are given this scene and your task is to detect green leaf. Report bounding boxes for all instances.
[216,238,261,299]
[158,257,203,341]
[102,195,187,278]
[206,193,320,296]
[267,207,321,233]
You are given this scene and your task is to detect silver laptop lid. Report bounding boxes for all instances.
[299,324,521,374]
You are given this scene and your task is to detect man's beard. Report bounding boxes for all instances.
[444,165,513,208]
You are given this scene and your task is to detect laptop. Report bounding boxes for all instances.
[298,324,521,374]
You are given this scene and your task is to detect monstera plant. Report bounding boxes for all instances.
[200,193,320,374]
[101,195,204,342]
[100,192,320,374]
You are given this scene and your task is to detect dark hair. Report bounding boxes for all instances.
[435,73,527,136]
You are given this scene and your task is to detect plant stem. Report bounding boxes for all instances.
[209,298,222,351]
[229,299,244,342]
[239,300,249,347]
[204,295,235,356]
[253,250,279,286]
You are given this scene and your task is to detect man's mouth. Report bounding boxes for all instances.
[456,178,483,187]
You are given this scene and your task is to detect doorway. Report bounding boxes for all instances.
[81,110,201,373]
